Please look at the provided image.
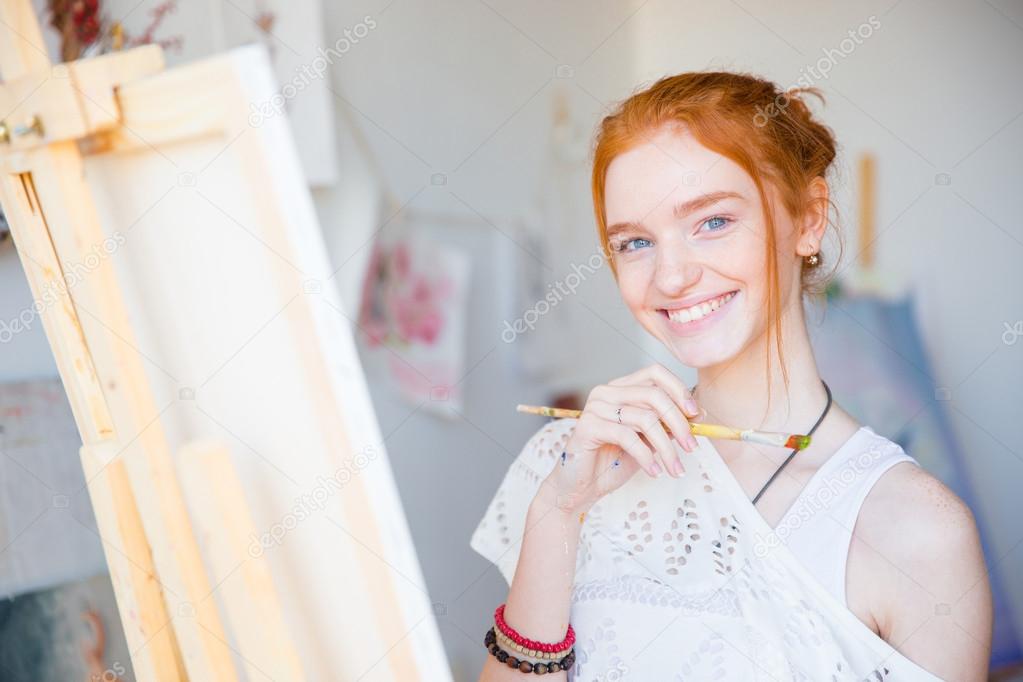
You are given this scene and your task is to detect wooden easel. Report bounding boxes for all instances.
[0,2,449,680]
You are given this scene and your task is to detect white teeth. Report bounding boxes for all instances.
[666,291,736,324]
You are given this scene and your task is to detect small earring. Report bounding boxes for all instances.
[805,252,820,267]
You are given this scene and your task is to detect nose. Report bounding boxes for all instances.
[653,244,701,296]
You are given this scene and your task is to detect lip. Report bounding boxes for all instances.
[659,290,738,335]
[660,290,737,311]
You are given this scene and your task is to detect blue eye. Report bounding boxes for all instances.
[614,237,652,253]
[701,216,732,232]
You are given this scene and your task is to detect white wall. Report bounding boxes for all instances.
[0,244,59,378]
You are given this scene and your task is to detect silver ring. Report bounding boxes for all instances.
[616,407,623,424]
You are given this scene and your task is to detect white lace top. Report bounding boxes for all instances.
[470,417,943,680]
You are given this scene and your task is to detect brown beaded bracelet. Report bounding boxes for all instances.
[485,627,576,674]
[495,626,567,660]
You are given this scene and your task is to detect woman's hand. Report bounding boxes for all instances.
[539,364,701,515]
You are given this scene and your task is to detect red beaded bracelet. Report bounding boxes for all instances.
[494,603,575,654]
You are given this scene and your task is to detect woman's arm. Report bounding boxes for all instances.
[853,462,993,681]
[478,478,582,681]
[477,365,697,680]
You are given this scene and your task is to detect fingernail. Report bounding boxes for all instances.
[649,462,662,476]
[672,458,684,476]
[684,400,699,417]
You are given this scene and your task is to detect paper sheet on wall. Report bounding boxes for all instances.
[358,233,471,417]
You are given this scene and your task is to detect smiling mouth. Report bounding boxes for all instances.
[659,290,738,324]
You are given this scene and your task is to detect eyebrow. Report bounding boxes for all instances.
[606,190,746,237]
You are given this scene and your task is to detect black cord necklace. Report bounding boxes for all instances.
[691,379,833,505]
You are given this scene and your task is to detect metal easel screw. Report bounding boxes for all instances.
[12,115,44,139]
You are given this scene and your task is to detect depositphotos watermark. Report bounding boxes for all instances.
[1002,320,1022,345]
[594,660,630,681]
[248,14,378,127]
[501,252,606,343]
[91,661,127,681]
[247,443,381,557]
[754,15,881,127]
[0,231,126,343]
[751,440,889,558]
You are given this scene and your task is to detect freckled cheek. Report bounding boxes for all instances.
[715,246,762,292]
[729,253,770,322]
[614,267,652,313]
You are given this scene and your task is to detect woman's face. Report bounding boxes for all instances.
[603,125,806,368]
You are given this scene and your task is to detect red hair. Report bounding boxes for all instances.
[591,71,843,403]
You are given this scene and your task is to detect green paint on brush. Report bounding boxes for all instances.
[785,434,812,451]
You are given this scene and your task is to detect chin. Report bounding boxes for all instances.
[669,342,736,369]
[659,323,750,368]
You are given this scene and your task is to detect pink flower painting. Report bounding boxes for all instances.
[358,240,454,348]
[357,236,470,416]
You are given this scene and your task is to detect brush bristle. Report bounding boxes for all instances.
[785,435,811,450]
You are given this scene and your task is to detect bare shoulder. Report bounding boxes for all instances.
[848,457,992,680]
[858,460,979,553]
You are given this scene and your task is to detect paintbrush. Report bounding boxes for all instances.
[516,404,811,450]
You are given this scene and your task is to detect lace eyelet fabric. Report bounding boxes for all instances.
[470,418,943,681]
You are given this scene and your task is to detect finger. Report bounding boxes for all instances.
[602,384,695,460]
[610,364,701,420]
[625,372,701,453]
[590,413,660,478]
[627,384,696,455]
[625,406,681,478]
[591,400,680,477]
[606,367,650,387]
[575,410,658,477]
[592,379,695,463]
[645,364,701,420]
[606,422,662,478]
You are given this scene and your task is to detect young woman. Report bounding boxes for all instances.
[472,71,992,680]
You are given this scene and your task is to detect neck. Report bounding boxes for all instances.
[695,299,828,435]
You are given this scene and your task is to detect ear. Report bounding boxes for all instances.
[796,176,829,257]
